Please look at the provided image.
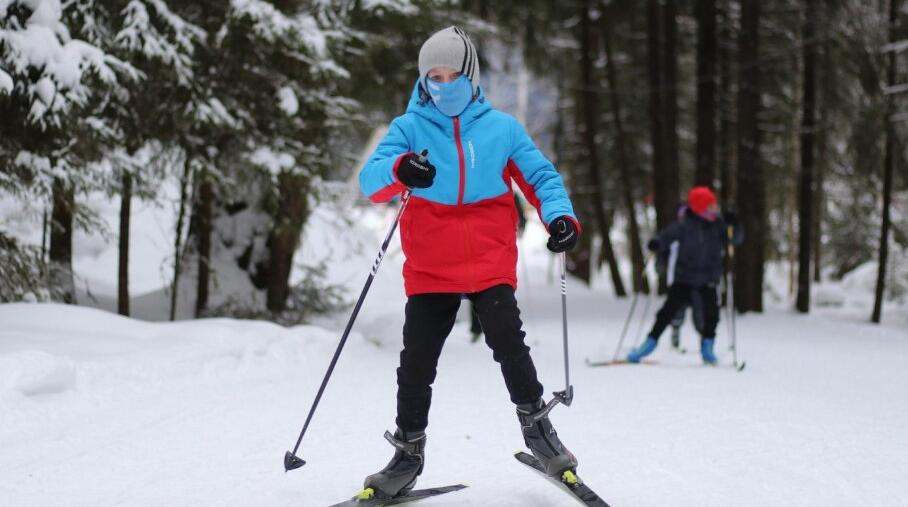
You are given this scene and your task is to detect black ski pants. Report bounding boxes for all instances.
[395,284,543,432]
[648,283,719,342]
[670,287,705,334]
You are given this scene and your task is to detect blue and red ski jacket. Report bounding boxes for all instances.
[359,81,580,296]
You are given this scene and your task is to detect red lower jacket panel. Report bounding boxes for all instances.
[400,192,519,296]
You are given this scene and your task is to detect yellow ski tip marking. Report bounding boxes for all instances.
[562,470,579,485]
[355,488,375,500]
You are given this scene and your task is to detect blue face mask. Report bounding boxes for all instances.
[425,75,473,117]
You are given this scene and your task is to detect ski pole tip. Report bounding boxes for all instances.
[284,451,306,471]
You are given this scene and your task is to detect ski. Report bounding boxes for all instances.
[514,452,610,507]
[671,345,688,354]
[585,357,658,367]
[328,484,467,507]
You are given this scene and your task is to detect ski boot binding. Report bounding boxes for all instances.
[360,429,426,499]
[517,399,578,477]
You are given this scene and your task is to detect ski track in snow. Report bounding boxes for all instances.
[1,222,907,507]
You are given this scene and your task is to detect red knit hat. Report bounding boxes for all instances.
[687,186,717,214]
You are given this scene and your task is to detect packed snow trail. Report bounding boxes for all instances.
[2,221,907,506]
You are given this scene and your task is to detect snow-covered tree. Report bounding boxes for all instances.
[0,0,135,302]
[65,0,204,315]
[145,0,368,319]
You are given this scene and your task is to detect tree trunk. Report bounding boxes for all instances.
[195,171,213,317]
[49,177,75,304]
[695,0,718,187]
[552,75,593,285]
[787,183,797,296]
[718,0,737,207]
[170,154,192,321]
[603,18,649,294]
[812,150,825,284]
[796,0,817,313]
[662,0,681,210]
[718,0,736,308]
[648,0,668,292]
[41,206,48,263]
[872,0,898,323]
[788,48,802,297]
[734,0,764,313]
[567,231,594,285]
[118,172,132,316]
[813,38,829,284]
[579,3,626,297]
[267,172,309,312]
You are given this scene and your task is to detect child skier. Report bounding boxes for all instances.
[628,186,743,365]
[358,27,582,499]
[658,203,705,350]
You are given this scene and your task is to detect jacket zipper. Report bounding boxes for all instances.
[453,116,474,292]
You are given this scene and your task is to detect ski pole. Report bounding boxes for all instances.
[283,152,424,472]
[553,252,573,406]
[723,267,734,351]
[610,254,653,362]
[726,226,745,371]
[533,252,573,421]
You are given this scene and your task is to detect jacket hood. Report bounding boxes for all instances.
[405,78,492,128]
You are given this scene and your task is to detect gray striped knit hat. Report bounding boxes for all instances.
[418,26,481,96]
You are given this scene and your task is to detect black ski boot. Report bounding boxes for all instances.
[362,429,426,498]
[517,399,578,477]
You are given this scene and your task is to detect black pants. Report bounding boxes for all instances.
[670,288,704,334]
[649,283,719,342]
[396,284,543,432]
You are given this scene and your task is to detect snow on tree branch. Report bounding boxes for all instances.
[0,0,132,125]
[115,0,204,85]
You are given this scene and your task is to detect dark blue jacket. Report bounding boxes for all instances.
[654,209,744,287]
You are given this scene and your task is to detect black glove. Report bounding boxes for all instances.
[397,151,436,189]
[647,238,660,252]
[546,216,579,253]
[723,211,738,226]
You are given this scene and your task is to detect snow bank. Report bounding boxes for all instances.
[0,302,344,402]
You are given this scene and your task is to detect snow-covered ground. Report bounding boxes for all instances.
[2,214,908,507]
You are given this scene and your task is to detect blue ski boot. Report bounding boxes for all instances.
[701,338,717,365]
[627,337,658,363]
